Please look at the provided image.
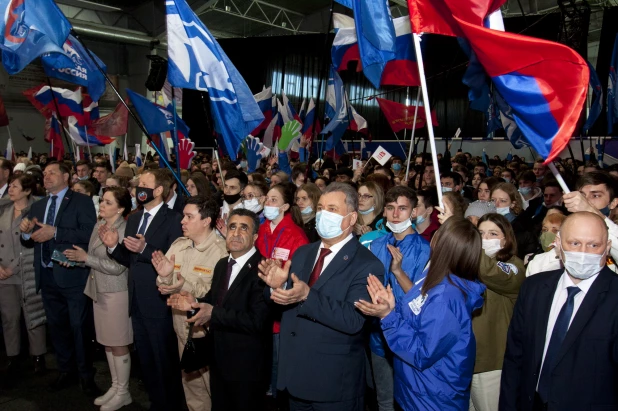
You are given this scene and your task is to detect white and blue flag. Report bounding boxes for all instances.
[166,0,263,160]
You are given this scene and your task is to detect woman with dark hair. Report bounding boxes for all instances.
[0,175,47,374]
[470,213,525,411]
[73,179,100,215]
[355,217,486,410]
[186,173,211,197]
[314,176,329,192]
[295,182,321,242]
[63,187,134,410]
[248,172,267,185]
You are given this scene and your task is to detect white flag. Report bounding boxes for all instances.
[123,135,128,161]
[372,145,392,166]
[27,146,32,160]
[135,144,143,167]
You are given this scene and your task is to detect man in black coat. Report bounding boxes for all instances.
[259,182,385,411]
[500,211,618,411]
[20,161,98,394]
[101,169,184,410]
[169,208,271,411]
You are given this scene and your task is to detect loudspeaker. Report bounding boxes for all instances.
[145,55,168,92]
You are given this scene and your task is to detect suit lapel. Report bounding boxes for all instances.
[144,206,167,240]
[533,272,561,371]
[299,242,322,284]
[312,238,359,290]
[223,252,261,305]
[553,268,612,368]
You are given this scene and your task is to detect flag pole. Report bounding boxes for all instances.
[405,87,421,182]
[413,33,443,207]
[69,30,189,196]
[171,87,183,191]
[315,0,336,165]
[548,162,570,193]
[86,141,92,161]
[46,78,75,165]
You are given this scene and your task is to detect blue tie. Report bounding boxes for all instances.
[137,212,151,236]
[537,286,581,402]
[42,195,58,266]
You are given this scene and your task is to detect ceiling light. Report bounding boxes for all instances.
[281,22,287,28]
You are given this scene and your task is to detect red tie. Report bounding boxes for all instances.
[308,248,332,287]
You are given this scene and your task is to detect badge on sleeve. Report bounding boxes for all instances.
[408,294,427,315]
[497,262,519,275]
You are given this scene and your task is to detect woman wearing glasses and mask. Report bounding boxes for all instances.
[354,182,385,236]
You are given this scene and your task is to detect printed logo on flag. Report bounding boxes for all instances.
[5,0,27,45]
[372,145,392,166]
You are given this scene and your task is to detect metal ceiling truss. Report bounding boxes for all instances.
[558,0,591,58]
[197,0,306,34]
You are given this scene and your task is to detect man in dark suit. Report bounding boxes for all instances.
[0,158,13,198]
[162,168,186,214]
[500,211,618,411]
[101,169,184,410]
[168,208,271,411]
[19,161,98,394]
[259,182,385,411]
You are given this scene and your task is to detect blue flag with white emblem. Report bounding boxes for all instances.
[0,0,72,74]
[166,0,264,160]
[126,89,175,135]
[41,35,107,102]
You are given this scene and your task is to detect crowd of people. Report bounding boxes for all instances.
[0,145,617,411]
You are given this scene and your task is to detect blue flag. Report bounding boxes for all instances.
[321,67,350,151]
[335,0,396,89]
[41,35,107,102]
[166,0,263,160]
[486,90,502,138]
[126,89,175,135]
[608,34,618,135]
[0,0,71,74]
[459,38,490,113]
[583,61,602,135]
[494,89,530,149]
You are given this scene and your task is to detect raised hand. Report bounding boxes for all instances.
[20,217,37,234]
[99,223,119,248]
[167,290,196,312]
[178,138,196,170]
[152,251,175,277]
[436,201,453,225]
[246,136,264,172]
[270,273,309,305]
[158,272,185,295]
[354,274,395,319]
[31,221,55,243]
[124,234,146,253]
[64,245,88,263]
[258,259,290,289]
[278,120,302,152]
[387,244,404,276]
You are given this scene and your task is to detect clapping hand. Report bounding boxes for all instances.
[99,223,119,248]
[270,274,310,305]
[216,214,227,237]
[258,259,290,289]
[167,291,212,326]
[158,272,186,295]
[354,274,395,319]
[31,221,55,243]
[124,234,146,253]
[152,251,175,277]
[0,266,13,280]
[387,244,404,276]
[20,217,37,234]
[63,245,88,263]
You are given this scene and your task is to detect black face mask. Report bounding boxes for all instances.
[136,187,155,205]
[224,193,241,205]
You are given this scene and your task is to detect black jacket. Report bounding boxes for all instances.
[199,250,271,382]
[500,267,618,411]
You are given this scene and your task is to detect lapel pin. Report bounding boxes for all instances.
[344,255,348,261]
[248,263,252,269]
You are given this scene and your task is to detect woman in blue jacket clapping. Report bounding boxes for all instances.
[356,217,486,411]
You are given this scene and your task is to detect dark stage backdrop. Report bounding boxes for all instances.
[182,13,562,151]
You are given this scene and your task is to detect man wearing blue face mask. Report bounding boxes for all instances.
[389,156,404,180]
[441,171,471,204]
[258,182,385,411]
[501,212,618,411]
[367,186,431,411]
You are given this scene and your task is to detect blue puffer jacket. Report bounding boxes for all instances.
[381,274,485,411]
[360,218,388,249]
[369,232,431,357]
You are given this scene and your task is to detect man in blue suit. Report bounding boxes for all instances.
[259,182,385,411]
[20,161,98,394]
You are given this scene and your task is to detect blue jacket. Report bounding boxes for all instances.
[369,232,431,356]
[360,218,388,249]
[381,274,486,411]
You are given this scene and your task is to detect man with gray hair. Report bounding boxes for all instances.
[259,182,385,410]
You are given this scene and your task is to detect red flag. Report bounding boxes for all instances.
[376,98,438,133]
[88,101,128,138]
[0,94,8,127]
[407,0,505,36]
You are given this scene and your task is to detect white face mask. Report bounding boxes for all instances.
[263,205,281,221]
[561,250,605,280]
[301,206,313,215]
[359,206,375,215]
[482,238,503,257]
[387,219,413,234]
[496,206,511,216]
[240,198,262,213]
[441,187,453,193]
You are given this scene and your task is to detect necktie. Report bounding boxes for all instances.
[137,212,151,236]
[308,248,332,287]
[42,195,58,266]
[217,259,236,306]
[537,286,581,402]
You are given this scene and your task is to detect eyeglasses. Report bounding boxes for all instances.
[358,194,374,201]
[241,194,257,200]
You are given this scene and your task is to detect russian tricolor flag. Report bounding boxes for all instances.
[34,86,88,125]
[282,91,302,124]
[250,86,273,136]
[301,98,322,139]
[332,14,361,73]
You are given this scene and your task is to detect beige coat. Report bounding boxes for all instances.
[157,230,228,342]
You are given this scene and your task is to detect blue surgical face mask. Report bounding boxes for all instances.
[503,177,511,184]
[496,206,511,216]
[240,161,248,169]
[359,206,374,215]
[316,210,350,239]
[301,206,313,215]
[392,163,402,171]
[441,186,453,193]
[263,205,281,221]
[518,186,532,196]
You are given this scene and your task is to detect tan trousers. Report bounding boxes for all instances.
[469,370,502,411]
[0,283,46,357]
[177,337,212,411]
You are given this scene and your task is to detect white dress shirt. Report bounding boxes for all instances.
[537,271,598,387]
[108,200,165,253]
[227,246,257,288]
[167,192,178,209]
[0,183,7,198]
[312,233,355,276]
